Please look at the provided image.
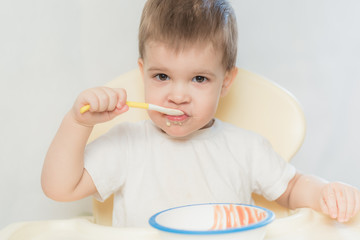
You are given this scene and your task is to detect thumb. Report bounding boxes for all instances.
[107,103,129,120]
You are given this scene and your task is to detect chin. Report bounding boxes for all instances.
[163,129,188,138]
[161,126,194,138]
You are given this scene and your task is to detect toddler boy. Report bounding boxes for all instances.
[42,0,360,227]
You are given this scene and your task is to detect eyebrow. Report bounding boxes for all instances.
[147,67,168,72]
[147,67,216,78]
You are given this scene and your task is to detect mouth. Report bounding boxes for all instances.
[166,114,188,121]
[165,113,189,127]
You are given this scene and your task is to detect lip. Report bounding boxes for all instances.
[166,114,188,122]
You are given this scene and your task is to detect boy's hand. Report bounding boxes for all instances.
[320,182,360,222]
[72,87,129,127]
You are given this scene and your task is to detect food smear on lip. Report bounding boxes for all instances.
[166,118,185,127]
[210,204,267,230]
[166,120,171,127]
[165,112,188,127]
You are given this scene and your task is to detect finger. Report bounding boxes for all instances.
[343,187,354,222]
[95,88,111,112]
[326,184,338,219]
[102,87,119,112]
[107,104,129,120]
[104,88,128,120]
[320,197,329,215]
[351,189,360,218]
[113,88,127,109]
[321,184,336,219]
[80,88,107,113]
[106,100,129,120]
[335,186,346,222]
[82,89,101,113]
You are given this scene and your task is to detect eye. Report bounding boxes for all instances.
[155,73,170,81]
[192,76,208,83]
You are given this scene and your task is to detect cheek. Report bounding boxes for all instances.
[144,87,155,103]
[144,82,165,103]
[196,88,221,112]
[145,94,163,106]
[147,111,165,131]
[147,111,158,122]
[195,97,219,119]
[143,82,151,102]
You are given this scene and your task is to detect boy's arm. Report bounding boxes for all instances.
[276,172,360,222]
[41,112,96,201]
[41,87,128,202]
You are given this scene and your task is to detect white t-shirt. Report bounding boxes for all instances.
[84,119,296,227]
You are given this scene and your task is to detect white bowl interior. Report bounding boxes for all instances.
[153,204,270,232]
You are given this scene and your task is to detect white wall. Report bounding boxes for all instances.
[1,0,359,229]
[232,0,360,184]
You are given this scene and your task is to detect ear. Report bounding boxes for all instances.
[138,58,144,80]
[220,67,238,97]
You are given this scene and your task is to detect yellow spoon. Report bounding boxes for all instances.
[80,101,184,116]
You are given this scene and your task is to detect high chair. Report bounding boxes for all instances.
[89,67,307,226]
[2,68,360,240]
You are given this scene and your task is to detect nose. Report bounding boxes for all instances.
[167,81,191,105]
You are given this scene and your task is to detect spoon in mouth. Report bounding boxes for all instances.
[80,101,184,116]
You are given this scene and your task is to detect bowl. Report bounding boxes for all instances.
[149,203,274,240]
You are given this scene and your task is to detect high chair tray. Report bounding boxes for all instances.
[1,209,360,240]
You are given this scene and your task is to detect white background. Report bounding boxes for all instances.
[1,0,359,229]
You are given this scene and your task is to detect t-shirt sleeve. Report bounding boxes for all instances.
[84,123,129,202]
[251,136,296,201]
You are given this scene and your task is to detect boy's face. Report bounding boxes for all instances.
[138,42,236,137]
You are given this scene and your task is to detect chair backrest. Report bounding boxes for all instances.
[89,68,306,226]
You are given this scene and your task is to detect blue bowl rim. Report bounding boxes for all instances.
[148,203,275,235]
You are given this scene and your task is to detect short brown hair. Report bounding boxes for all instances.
[138,0,238,70]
